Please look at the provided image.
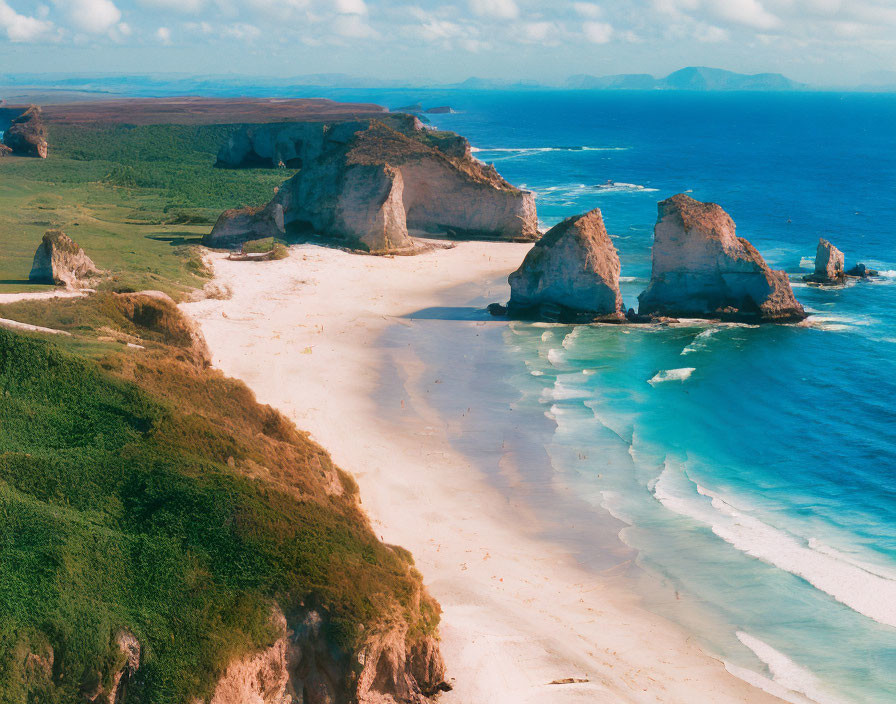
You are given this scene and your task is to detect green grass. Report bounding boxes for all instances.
[0,315,437,703]
[0,123,293,298]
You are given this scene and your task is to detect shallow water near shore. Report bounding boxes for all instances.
[370,91,896,703]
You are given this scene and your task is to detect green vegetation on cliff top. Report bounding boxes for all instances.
[0,123,292,297]
[0,297,438,703]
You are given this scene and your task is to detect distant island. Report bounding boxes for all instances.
[565,66,806,91]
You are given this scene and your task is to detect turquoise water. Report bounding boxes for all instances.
[378,90,896,703]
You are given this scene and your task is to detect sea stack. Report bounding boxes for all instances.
[505,208,625,323]
[29,229,100,288]
[804,238,845,284]
[638,194,805,322]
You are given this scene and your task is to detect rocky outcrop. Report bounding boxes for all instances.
[79,630,141,704]
[846,263,879,278]
[424,106,454,114]
[208,120,537,253]
[0,144,12,157]
[504,208,624,322]
[207,202,285,248]
[205,608,447,704]
[804,238,845,284]
[638,194,805,321]
[2,105,48,158]
[28,229,100,288]
[114,290,211,366]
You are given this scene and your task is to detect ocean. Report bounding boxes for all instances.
[353,89,896,704]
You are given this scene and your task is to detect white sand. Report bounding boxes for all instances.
[182,243,785,704]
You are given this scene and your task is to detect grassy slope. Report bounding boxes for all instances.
[0,297,437,703]
[0,123,291,297]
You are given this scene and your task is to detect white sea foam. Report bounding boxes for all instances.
[652,464,896,629]
[681,327,721,355]
[540,380,590,402]
[533,182,659,202]
[648,368,695,385]
[471,145,628,155]
[734,632,849,704]
[546,348,565,367]
[800,256,816,270]
[724,661,816,704]
[561,326,585,349]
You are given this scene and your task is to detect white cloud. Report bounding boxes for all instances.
[583,20,612,43]
[0,0,55,41]
[335,0,367,14]
[222,22,261,39]
[332,13,376,37]
[155,25,170,42]
[138,0,204,12]
[694,22,728,42]
[469,0,519,20]
[706,0,779,30]
[572,2,602,19]
[53,0,122,34]
[518,20,556,43]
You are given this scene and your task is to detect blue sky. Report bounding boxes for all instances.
[1,0,894,85]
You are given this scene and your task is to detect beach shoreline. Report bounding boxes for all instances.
[181,241,786,704]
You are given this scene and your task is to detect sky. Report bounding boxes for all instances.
[1,0,895,86]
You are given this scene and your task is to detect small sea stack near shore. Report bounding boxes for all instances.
[803,237,879,284]
[637,194,806,322]
[490,208,625,323]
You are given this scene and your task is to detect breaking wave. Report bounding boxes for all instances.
[648,367,696,385]
[652,463,896,629]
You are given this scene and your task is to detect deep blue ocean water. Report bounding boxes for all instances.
[348,89,896,702]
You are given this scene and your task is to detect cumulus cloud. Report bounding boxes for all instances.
[469,0,518,20]
[138,0,204,12]
[583,20,612,43]
[0,1,55,41]
[572,2,602,19]
[52,0,122,34]
[332,12,376,37]
[334,0,366,14]
[155,24,170,41]
[706,0,779,30]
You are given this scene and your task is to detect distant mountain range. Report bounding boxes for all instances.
[3,66,895,98]
[567,67,806,91]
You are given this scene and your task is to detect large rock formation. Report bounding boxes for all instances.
[804,238,845,284]
[2,105,48,158]
[505,208,624,322]
[28,229,100,288]
[205,608,447,704]
[206,120,537,253]
[208,202,285,248]
[638,194,806,321]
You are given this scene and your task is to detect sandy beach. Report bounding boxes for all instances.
[182,242,787,704]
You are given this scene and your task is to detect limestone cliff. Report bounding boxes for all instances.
[638,194,805,321]
[2,105,48,158]
[28,229,100,288]
[804,238,845,284]
[206,120,537,253]
[505,208,624,322]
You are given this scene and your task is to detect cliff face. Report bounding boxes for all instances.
[206,609,446,704]
[638,194,805,321]
[28,229,99,288]
[507,208,624,322]
[206,120,538,253]
[2,105,48,158]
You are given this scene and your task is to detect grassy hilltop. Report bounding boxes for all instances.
[0,122,290,297]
